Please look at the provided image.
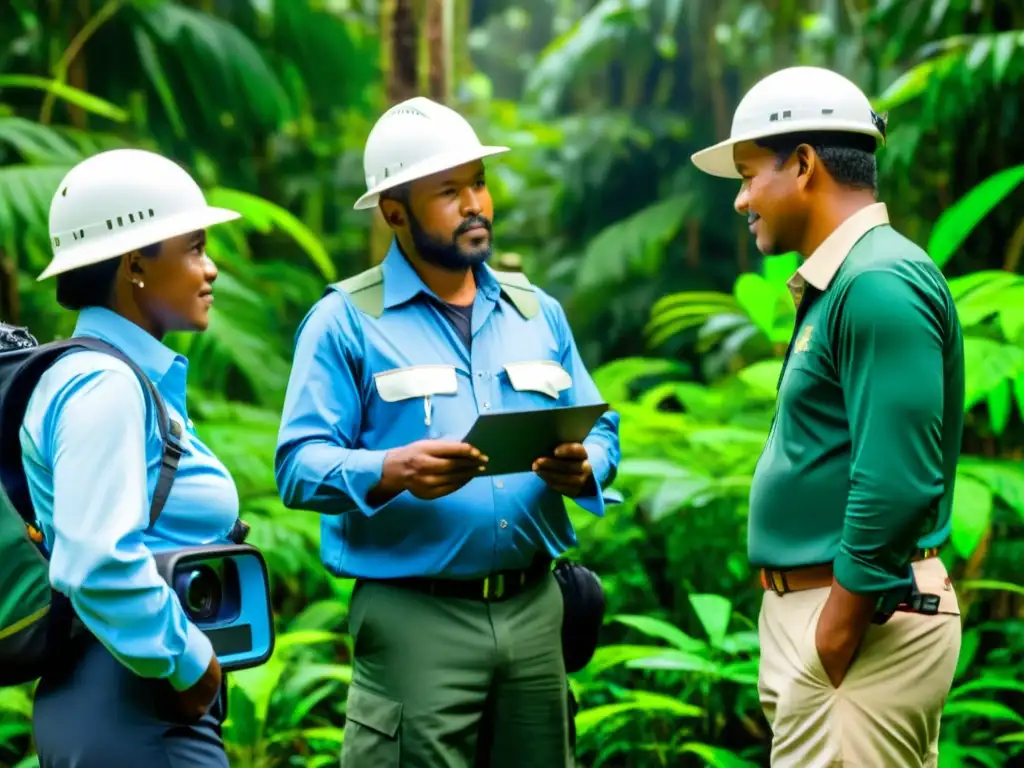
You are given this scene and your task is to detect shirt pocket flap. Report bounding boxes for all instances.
[374,365,458,403]
[346,683,403,738]
[504,361,572,399]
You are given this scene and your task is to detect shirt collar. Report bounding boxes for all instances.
[381,238,502,310]
[787,202,890,303]
[72,306,182,385]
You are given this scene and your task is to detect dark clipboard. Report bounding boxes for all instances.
[460,403,610,477]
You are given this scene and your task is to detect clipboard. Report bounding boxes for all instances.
[461,403,610,477]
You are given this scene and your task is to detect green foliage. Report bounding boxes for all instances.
[0,0,1022,766]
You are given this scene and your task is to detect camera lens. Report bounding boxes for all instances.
[180,565,222,622]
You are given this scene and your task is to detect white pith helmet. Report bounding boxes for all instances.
[38,148,242,281]
[354,97,509,211]
[690,66,886,179]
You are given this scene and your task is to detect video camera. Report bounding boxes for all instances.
[155,543,275,672]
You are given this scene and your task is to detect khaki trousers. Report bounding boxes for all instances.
[757,558,962,768]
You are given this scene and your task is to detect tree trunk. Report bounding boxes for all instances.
[370,0,422,266]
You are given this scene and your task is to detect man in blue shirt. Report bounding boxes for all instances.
[275,97,621,767]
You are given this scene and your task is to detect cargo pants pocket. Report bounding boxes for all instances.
[340,683,402,767]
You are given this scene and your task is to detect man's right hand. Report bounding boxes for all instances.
[171,654,222,722]
[373,440,488,503]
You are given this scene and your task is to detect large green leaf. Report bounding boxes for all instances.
[575,194,693,292]
[206,187,336,281]
[0,117,83,164]
[526,0,646,113]
[962,337,1024,410]
[928,164,1024,268]
[951,473,993,559]
[689,593,732,649]
[0,164,72,264]
[733,274,780,340]
[959,459,1024,520]
[132,2,293,135]
[610,614,707,653]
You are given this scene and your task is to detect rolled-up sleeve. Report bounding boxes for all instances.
[549,299,622,516]
[44,365,212,691]
[275,292,391,517]
[831,270,946,597]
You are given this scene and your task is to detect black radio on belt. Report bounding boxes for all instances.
[553,559,606,674]
[872,568,940,625]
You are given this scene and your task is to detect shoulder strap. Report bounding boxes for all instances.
[0,338,182,529]
[492,269,541,320]
[327,266,385,318]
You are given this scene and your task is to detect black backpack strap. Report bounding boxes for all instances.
[0,337,182,529]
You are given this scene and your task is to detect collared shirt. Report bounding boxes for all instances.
[275,242,622,580]
[19,307,240,691]
[749,202,965,606]
[785,202,890,304]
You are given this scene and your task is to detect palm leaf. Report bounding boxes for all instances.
[0,75,128,123]
[131,3,292,136]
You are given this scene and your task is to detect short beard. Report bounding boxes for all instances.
[408,210,493,271]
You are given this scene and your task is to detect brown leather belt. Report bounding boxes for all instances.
[759,548,940,595]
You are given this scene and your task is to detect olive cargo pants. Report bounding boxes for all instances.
[340,571,572,768]
[757,557,962,767]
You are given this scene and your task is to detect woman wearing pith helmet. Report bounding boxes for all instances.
[22,148,243,766]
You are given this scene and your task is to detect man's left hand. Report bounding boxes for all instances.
[533,443,593,497]
[813,579,876,687]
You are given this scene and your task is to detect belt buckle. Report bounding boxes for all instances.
[483,574,505,600]
[761,568,789,595]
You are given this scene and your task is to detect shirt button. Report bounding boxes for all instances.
[495,480,504,489]
[499,519,508,529]
[483,402,491,410]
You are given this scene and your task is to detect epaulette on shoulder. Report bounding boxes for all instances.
[326,265,384,318]
[492,269,540,320]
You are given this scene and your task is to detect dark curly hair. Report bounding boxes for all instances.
[754,130,879,192]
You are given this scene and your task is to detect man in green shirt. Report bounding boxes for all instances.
[691,66,965,767]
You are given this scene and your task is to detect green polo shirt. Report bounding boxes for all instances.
[748,203,965,603]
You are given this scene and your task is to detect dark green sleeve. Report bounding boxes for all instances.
[831,270,947,598]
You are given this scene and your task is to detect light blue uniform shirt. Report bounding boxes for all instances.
[275,243,621,580]
[19,307,240,691]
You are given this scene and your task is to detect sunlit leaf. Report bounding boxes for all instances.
[610,614,707,653]
[951,473,992,558]
[0,75,128,122]
[943,700,1024,725]
[986,379,1011,436]
[733,274,780,339]
[737,360,782,398]
[207,187,336,281]
[958,459,1024,520]
[959,579,1024,598]
[689,593,732,648]
[928,164,1024,268]
[963,338,1024,409]
[575,690,702,738]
